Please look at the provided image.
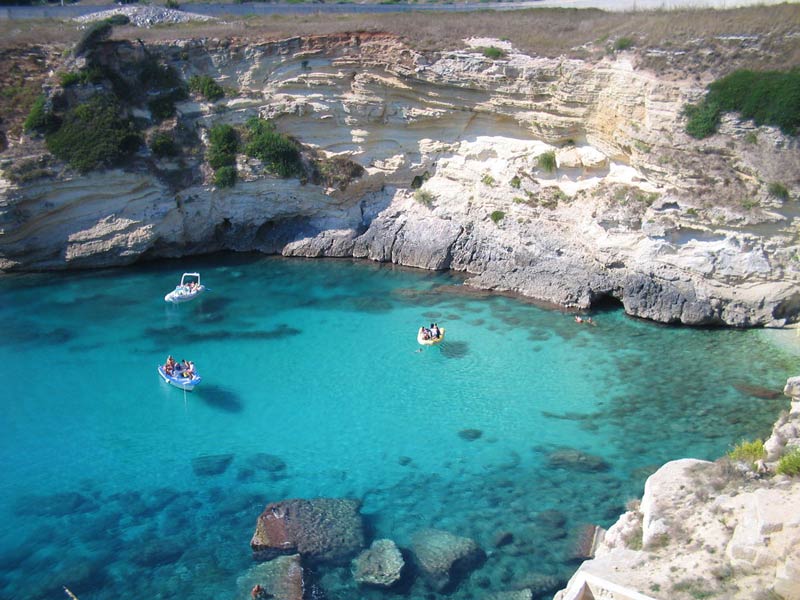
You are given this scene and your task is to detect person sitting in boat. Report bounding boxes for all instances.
[184,361,196,380]
[420,326,431,340]
[430,323,441,339]
[165,355,177,376]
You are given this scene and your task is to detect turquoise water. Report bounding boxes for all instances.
[0,254,794,600]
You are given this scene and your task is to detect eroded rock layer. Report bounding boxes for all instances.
[1,33,798,326]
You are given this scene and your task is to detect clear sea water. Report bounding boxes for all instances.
[0,254,794,600]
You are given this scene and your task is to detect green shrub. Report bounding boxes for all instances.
[149,132,178,158]
[685,69,800,139]
[189,75,224,102]
[684,100,722,139]
[59,67,105,88]
[24,95,58,134]
[480,46,505,60]
[165,0,180,8]
[481,173,495,186]
[59,72,81,87]
[148,95,178,121]
[214,165,237,188]
[727,439,766,464]
[538,150,556,172]
[768,182,789,201]
[74,21,113,58]
[105,14,130,26]
[490,210,505,224]
[244,117,303,178]
[509,175,521,189]
[614,37,634,51]
[138,59,183,92]
[776,449,800,476]
[207,123,238,169]
[414,189,434,207]
[45,95,141,173]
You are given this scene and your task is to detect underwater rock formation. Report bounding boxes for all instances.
[410,528,485,592]
[235,554,305,600]
[546,448,610,473]
[251,498,365,564]
[351,538,405,587]
[191,453,234,477]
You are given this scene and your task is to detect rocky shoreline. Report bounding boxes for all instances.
[227,377,800,600]
[1,27,799,327]
[552,376,800,599]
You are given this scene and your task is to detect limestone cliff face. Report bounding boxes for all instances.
[1,33,798,326]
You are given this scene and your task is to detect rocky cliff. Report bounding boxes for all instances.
[1,30,798,326]
[554,376,800,600]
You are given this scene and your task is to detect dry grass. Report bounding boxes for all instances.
[0,4,798,71]
[1,4,797,145]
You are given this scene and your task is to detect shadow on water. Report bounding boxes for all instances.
[195,385,244,413]
[144,324,301,345]
[440,340,470,359]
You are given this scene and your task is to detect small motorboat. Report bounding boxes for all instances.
[157,364,202,391]
[164,272,206,303]
[417,326,445,346]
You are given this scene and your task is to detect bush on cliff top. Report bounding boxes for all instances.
[45,94,141,173]
[685,68,800,139]
[776,449,800,476]
[727,439,766,465]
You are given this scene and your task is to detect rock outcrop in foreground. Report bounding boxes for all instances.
[1,29,798,326]
[554,377,800,600]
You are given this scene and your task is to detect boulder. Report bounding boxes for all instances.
[785,376,800,401]
[351,538,404,587]
[235,554,305,600]
[251,498,365,564]
[410,528,485,592]
[640,459,712,548]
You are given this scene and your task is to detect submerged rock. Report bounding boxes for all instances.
[733,381,782,399]
[191,453,234,477]
[410,528,485,592]
[247,453,287,473]
[235,554,305,600]
[251,498,365,564]
[458,428,483,441]
[546,448,610,473]
[351,538,405,587]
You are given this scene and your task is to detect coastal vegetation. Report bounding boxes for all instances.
[244,117,303,179]
[726,439,766,465]
[684,69,800,139]
[44,94,141,173]
[414,189,435,207]
[189,74,225,102]
[537,151,556,173]
[776,449,800,477]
